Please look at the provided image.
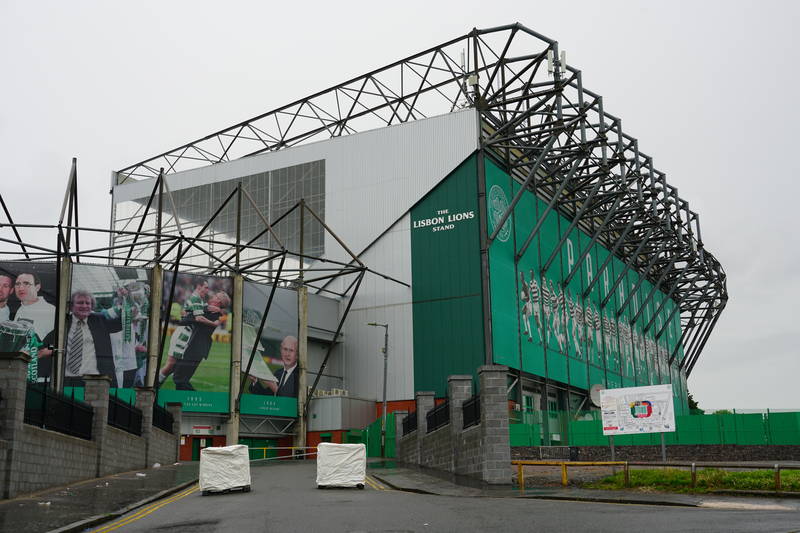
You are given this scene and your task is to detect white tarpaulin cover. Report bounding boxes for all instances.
[199,444,251,492]
[316,443,366,487]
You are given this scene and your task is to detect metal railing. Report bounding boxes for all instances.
[248,447,318,460]
[108,394,143,436]
[513,460,800,492]
[512,460,630,489]
[402,412,417,436]
[462,395,480,429]
[426,400,450,433]
[24,383,93,440]
[152,403,174,434]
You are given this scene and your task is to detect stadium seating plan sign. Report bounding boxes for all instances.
[600,384,676,435]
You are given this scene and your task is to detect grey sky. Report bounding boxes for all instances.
[1,1,797,410]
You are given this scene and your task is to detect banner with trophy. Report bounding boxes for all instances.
[64,264,151,398]
[0,261,58,383]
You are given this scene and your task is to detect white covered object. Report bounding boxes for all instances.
[199,445,251,492]
[316,443,367,487]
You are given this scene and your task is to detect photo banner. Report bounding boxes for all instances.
[240,280,298,417]
[0,261,57,383]
[158,272,233,412]
[60,265,152,402]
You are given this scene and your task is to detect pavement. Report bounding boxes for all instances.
[0,463,199,533]
[2,459,798,532]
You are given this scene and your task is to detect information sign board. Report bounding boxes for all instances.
[600,384,675,436]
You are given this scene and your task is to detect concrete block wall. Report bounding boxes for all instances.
[0,352,30,498]
[104,427,147,476]
[454,425,481,477]
[398,430,418,464]
[478,366,511,484]
[150,427,179,466]
[398,365,511,485]
[0,352,182,498]
[14,426,97,494]
[419,424,452,471]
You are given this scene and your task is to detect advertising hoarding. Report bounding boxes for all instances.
[600,384,676,436]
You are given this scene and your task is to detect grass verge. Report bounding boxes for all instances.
[586,468,800,493]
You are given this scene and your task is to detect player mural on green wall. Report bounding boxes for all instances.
[484,155,686,401]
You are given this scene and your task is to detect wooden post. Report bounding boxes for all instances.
[226,274,243,445]
[296,286,308,456]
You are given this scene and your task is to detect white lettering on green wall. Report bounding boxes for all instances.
[412,208,475,233]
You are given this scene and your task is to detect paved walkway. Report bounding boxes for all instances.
[2,460,798,532]
[0,463,198,533]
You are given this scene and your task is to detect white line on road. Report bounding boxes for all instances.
[699,501,795,511]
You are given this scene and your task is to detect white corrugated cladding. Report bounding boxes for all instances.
[114,108,478,402]
[322,108,478,266]
[342,212,414,403]
[322,109,478,403]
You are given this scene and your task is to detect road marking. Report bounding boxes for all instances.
[699,501,795,511]
[365,475,389,491]
[88,484,200,532]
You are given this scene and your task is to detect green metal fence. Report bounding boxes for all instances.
[361,412,397,458]
[510,410,800,447]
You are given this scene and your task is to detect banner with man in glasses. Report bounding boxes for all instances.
[0,262,57,382]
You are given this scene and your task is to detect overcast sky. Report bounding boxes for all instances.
[1,1,797,410]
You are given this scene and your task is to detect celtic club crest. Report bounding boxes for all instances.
[488,184,511,242]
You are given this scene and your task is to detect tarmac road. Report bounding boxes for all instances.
[85,461,800,533]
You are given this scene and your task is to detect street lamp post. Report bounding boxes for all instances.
[367,322,389,458]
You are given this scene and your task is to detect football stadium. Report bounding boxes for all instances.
[107,24,727,451]
[0,24,727,458]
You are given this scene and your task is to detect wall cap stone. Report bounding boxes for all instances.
[82,374,112,383]
[0,351,31,363]
[478,364,508,374]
